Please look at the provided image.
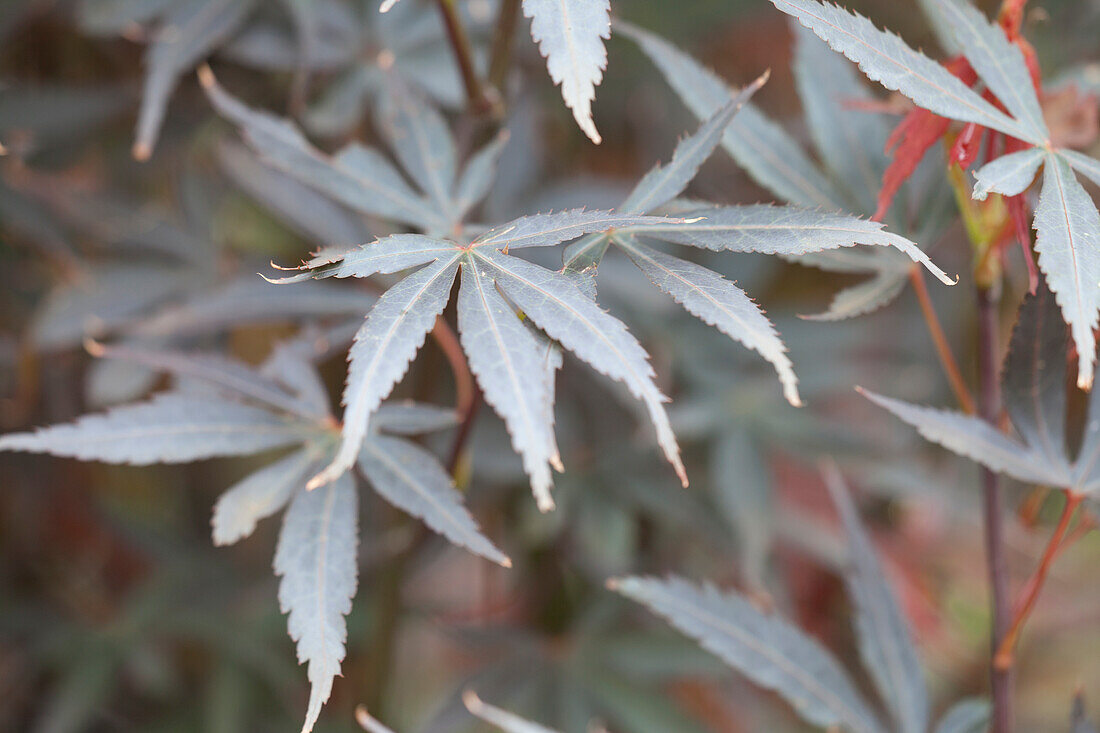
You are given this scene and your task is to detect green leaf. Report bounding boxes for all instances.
[274,473,359,733]
[613,576,885,733]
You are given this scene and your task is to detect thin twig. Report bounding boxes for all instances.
[435,0,489,113]
[488,0,522,93]
[909,267,977,414]
[994,492,1083,671]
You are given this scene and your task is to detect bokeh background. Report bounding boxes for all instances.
[2,0,1100,730]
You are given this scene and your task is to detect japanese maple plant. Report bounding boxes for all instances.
[2,0,1099,731]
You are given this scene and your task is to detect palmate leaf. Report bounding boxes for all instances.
[0,392,312,464]
[459,257,560,511]
[611,576,885,733]
[308,256,460,489]
[522,0,611,144]
[212,449,317,546]
[274,473,359,733]
[462,690,562,733]
[279,208,690,502]
[616,235,800,406]
[1033,153,1100,390]
[618,20,845,211]
[358,435,511,566]
[767,0,1034,143]
[861,284,1100,494]
[618,207,955,286]
[134,0,256,160]
[823,465,927,733]
[200,67,442,230]
[767,0,1100,386]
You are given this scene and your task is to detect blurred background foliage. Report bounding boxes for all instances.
[1,0,1099,731]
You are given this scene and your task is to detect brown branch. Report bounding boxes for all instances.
[435,0,490,114]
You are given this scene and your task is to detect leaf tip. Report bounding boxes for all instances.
[461,689,484,714]
[131,141,151,162]
[605,577,622,591]
[83,337,106,358]
[197,63,216,90]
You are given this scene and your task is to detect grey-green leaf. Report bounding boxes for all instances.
[1059,150,1100,189]
[453,132,510,222]
[617,235,800,406]
[375,80,457,219]
[971,147,1045,201]
[620,205,955,285]
[274,474,359,733]
[476,248,687,487]
[359,435,510,565]
[134,0,255,160]
[212,449,316,545]
[311,256,460,489]
[200,68,439,229]
[768,0,1032,142]
[935,0,1048,141]
[619,20,845,210]
[823,464,927,733]
[0,393,310,464]
[859,388,1068,486]
[463,690,561,733]
[620,73,767,215]
[933,699,990,733]
[471,209,687,251]
[271,234,456,283]
[1033,152,1100,390]
[522,0,611,144]
[459,257,560,511]
[792,23,891,214]
[372,402,457,435]
[613,576,885,733]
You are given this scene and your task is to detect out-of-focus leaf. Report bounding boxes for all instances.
[274,473,359,733]
[0,393,313,464]
[201,68,441,229]
[471,209,685,251]
[212,449,316,545]
[619,20,845,210]
[1073,694,1100,733]
[933,699,990,733]
[613,576,885,733]
[711,429,773,588]
[823,464,927,733]
[134,0,256,160]
[453,132,511,221]
[463,690,561,733]
[371,402,456,435]
[358,435,510,566]
[76,0,174,35]
[522,0,610,144]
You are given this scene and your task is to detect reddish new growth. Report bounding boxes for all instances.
[872,2,1044,288]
